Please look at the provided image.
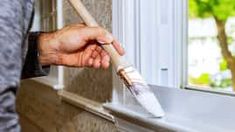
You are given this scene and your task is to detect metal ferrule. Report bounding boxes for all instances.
[117,66,147,87]
[117,68,133,87]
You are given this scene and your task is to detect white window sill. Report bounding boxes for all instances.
[104,85,235,132]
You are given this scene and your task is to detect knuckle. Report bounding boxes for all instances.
[96,27,105,35]
[95,27,107,35]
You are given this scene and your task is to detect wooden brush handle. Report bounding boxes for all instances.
[68,0,126,70]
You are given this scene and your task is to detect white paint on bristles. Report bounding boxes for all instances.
[124,67,165,117]
[135,88,165,117]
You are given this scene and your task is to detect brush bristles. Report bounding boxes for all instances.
[130,83,165,117]
[117,67,165,117]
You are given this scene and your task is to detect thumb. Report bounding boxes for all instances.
[81,26,113,44]
[80,26,125,56]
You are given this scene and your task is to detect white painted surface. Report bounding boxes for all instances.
[56,0,64,90]
[111,0,186,117]
[112,0,185,88]
[105,85,235,132]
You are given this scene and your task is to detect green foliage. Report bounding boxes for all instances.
[219,58,228,71]
[210,78,232,88]
[227,37,233,45]
[189,0,235,21]
[189,0,234,89]
[190,72,231,88]
[189,73,211,85]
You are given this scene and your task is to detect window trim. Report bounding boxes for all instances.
[185,86,235,96]
[31,0,64,90]
[112,0,235,99]
[112,0,188,104]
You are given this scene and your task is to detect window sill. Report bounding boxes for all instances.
[185,86,235,96]
[104,85,235,132]
[31,76,61,89]
[58,90,114,122]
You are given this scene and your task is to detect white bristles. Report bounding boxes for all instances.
[121,67,165,117]
[134,86,165,117]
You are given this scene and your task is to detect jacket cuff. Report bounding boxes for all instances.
[21,32,50,79]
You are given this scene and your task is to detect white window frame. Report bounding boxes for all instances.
[112,0,187,104]
[112,0,235,103]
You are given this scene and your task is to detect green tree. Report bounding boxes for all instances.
[189,0,235,90]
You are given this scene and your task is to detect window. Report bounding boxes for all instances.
[113,0,182,86]
[112,0,235,105]
[188,0,235,93]
[112,0,185,104]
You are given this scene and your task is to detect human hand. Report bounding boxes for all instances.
[38,24,125,69]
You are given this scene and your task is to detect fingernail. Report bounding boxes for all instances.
[97,40,107,44]
[98,32,113,44]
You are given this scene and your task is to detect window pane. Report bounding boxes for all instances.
[188,0,235,92]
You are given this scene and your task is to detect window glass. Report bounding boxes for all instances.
[188,0,235,92]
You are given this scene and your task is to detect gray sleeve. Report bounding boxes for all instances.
[0,1,24,89]
[0,0,25,131]
[21,32,50,79]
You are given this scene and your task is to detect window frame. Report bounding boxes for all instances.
[112,0,187,104]
[111,0,234,105]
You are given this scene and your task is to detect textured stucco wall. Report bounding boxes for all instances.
[17,80,117,132]
[16,0,116,131]
[63,0,113,103]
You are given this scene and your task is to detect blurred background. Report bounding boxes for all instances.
[188,0,235,92]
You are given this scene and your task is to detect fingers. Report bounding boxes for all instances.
[87,58,94,67]
[80,27,113,44]
[59,24,125,68]
[93,54,101,68]
[101,50,110,69]
[84,45,110,69]
[78,26,125,56]
[112,39,125,56]
[92,47,110,69]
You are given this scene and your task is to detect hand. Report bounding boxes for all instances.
[38,24,125,69]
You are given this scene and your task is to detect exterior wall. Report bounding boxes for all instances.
[17,81,117,132]
[16,0,116,131]
[63,0,113,102]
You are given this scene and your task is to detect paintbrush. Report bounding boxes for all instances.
[68,0,165,117]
